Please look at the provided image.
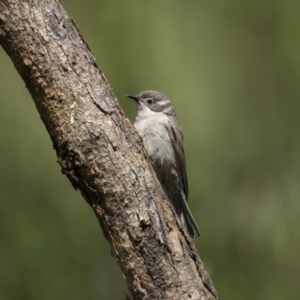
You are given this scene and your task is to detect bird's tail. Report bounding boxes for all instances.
[178,193,200,239]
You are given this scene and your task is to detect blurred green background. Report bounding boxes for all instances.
[1,0,300,299]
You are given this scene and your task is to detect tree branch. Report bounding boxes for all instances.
[0,0,219,299]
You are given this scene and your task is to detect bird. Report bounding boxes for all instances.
[126,90,200,238]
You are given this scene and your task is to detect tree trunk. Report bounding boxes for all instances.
[0,1,219,299]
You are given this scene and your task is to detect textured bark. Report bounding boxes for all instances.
[0,1,220,299]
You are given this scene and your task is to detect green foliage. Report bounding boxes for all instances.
[0,0,299,299]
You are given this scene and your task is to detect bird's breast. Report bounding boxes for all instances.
[134,116,176,170]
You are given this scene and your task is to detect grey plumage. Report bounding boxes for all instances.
[126,90,200,239]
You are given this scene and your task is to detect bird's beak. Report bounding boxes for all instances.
[125,94,139,102]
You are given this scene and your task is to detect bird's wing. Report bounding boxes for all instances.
[164,121,189,200]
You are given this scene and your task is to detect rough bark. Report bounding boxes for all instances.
[0,1,220,299]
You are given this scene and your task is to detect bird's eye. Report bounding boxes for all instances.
[146,98,153,104]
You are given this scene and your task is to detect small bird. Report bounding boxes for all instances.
[126,90,200,238]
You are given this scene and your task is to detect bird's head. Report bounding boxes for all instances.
[126,90,175,118]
